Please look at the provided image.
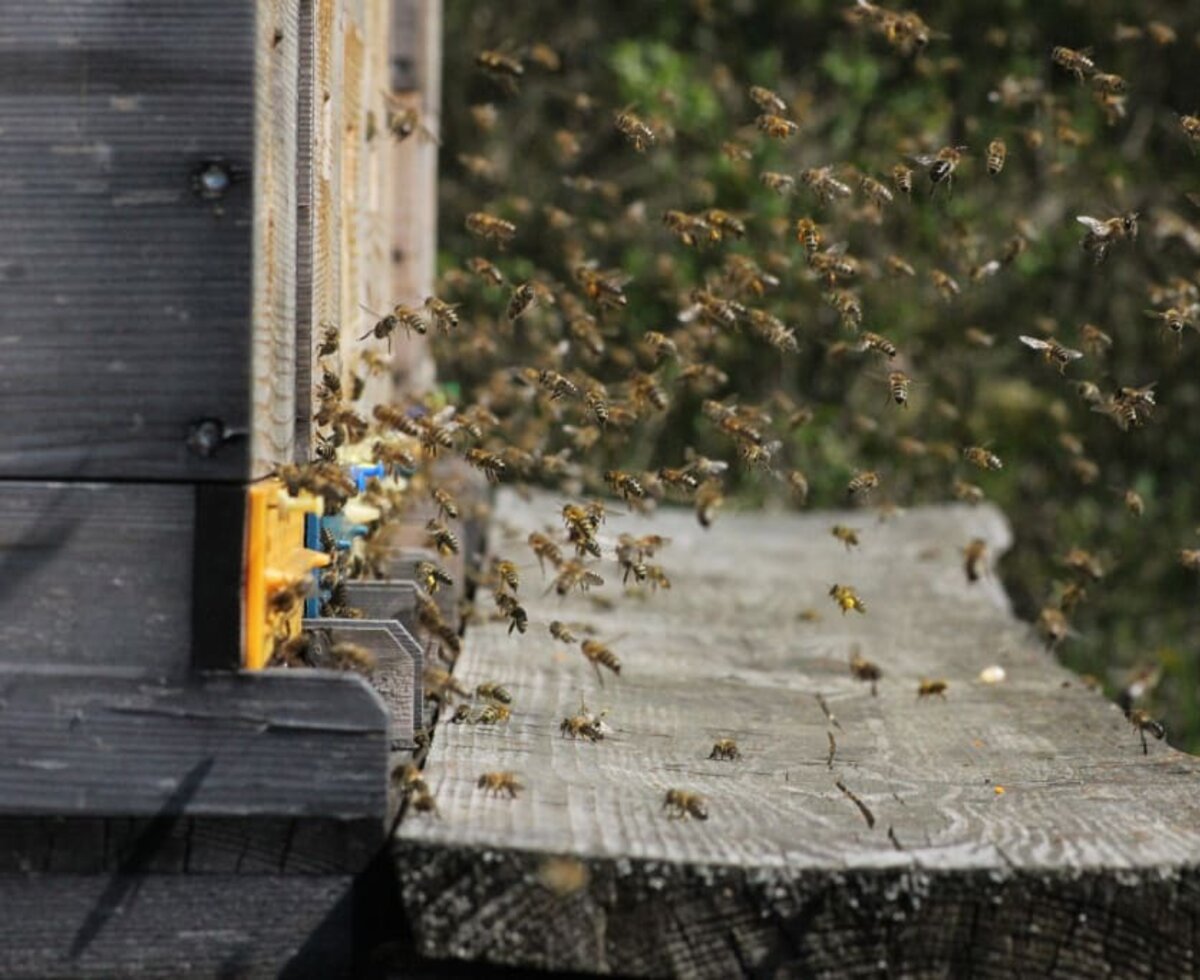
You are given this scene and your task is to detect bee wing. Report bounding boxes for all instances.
[910,154,939,167]
[1075,215,1110,235]
[824,241,850,256]
[1018,335,1051,350]
[1061,347,1085,360]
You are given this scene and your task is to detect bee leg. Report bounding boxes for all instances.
[1140,728,1148,755]
[592,662,605,688]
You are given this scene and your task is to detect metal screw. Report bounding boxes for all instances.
[186,419,227,458]
[191,160,232,200]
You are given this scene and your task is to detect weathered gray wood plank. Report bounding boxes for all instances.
[0,872,357,979]
[0,482,193,674]
[0,666,388,818]
[394,490,1200,977]
[0,1,266,479]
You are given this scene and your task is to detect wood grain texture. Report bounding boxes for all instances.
[0,666,388,818]
[0,872,357,979]
[250,0,301,475]
[394,490,1200,977]
[0,0,260,480]
[0,481,193,673]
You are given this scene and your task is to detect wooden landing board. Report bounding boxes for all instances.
[394,490,1200,978]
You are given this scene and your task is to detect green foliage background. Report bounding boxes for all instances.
[433,1,1200,746]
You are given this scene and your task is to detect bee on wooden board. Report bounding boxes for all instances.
[917,678,948,700]
[477,771,523,798]
[830,583,866,615]
[1127,709,1165,754]
[850,647,882,695]
[663,789,708,820]
[708,738,741,761]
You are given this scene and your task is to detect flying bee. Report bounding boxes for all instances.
[1090,72,1127,96]
[985,137,1007,176]
[708,738,741,761]
[704,209,747,241]
[695,481,724,528]
[552,559,605,596]
[1144,307,1196,347]
[795,217,823,254]
[831,525,860,550]
[930,268,960,301]
[800,166,853,204]
[748,84,788,114]
[760,170,796,195]
[530,368,577,401]
[1180,549,1200,571]
[1076,212,1138,263]
[912,145,967,193]
[891,163,914,196]
[425,519,460,556]
[605,469,646,501]
[1127,709,1166,754]
[1018,335,1084,374]
[1063,547,1104,581]
[460,259,504,292]
[358,304,426,350]
[1051,45,1095,81]
[1078,323,1113,355]
[847,469,880,501]
[829,583,866,615]
[1123,489,1144,517]
[641,331,678,366]
[549,620,579,644]
[658,466,700,494]
[917,679,948,700]
[887,370,912,407]
[859,331,897,358]
[527,532,564,574]
[328,641,376,674]
[963,446,1003,471]
[465,211,517,248]
[756,113,799,139]
[850,647,882,695]
[963,537,988,582]
[614,107,656,151]
[663,789,708,820]
[580,638,621,684]
[507,281,536,321]
[493,590,528,635]
[662,209,716,248]
[475,49,524,90]
[860,175,894,209]
[953,479,985,505]
[476,771,523,798]
[575,264,629,309]
[423,296,459,333]
[415,560,454,595]
[1179,113,1200,151]
[808,242,859,284]
[492,558,520,593]
[786,469,809,505]
[430,487,459,521]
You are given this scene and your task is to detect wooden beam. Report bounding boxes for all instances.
[0,666,388,819]
[394,490,1200,977]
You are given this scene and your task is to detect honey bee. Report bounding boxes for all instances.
[1051,45,1095,81]
[1076,212,1138,263]
[1018,335,1084,373]
[887,370,912,408]
[528,531,564,573]
[549,620,579,644]
[859,331,897,358]
[963,537,988,582]
[846,470,880,500]
[506,281,537,322]
[1037,605,1070,648]
[580,638,621,684]
[912,145,967,193]
[884,254,916,278]
[425,665,470,703]
[704,209,747,242]
[962,446,1003,471]
[826,289,863,329]
[985,137,1007,176]
[860,175,894,209]
[800,166,852,204]
[465,447,507,483]
[476,50,524,89]
[552,559,605,596]
[492,558,520,592]
[795,217,823,254]
[315,321,340,357]
[1095,382,1157,431]
[425,519,460,556]
[786,469,810,505]
[917,678,948,699]
[760,171,796,195]
[749,84,788,115]
[476,771,523,798]
[662,788,708,820]
[694,481,724,529]
[614,107,656,152]
[1123,489,1145,517]
[384,104,436,143]
[604,469,646,502]
[474,702,511,725]
[930,268,960,301]
[829,583,866,615]
[1179,113,1200,151]
[1179,549,1200,571]
[448,703,471,724]
[415,560,454,595]
[1127,709,1166,754]
[465,211,517,247]
[708,738,741,761]
[850,647,882,695]
[1090,72,1127,96]
[467,255,505,286]
[1078,323,1112,356]
[757,113,799,139]
[423,296,459,333]
[662,209,716,248]
[891,163,914,196]
[1144,307,1196,347]
[964,326,996,348]
[493,590,528,635]
[358,303,426,350]
[831,525,860,550]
